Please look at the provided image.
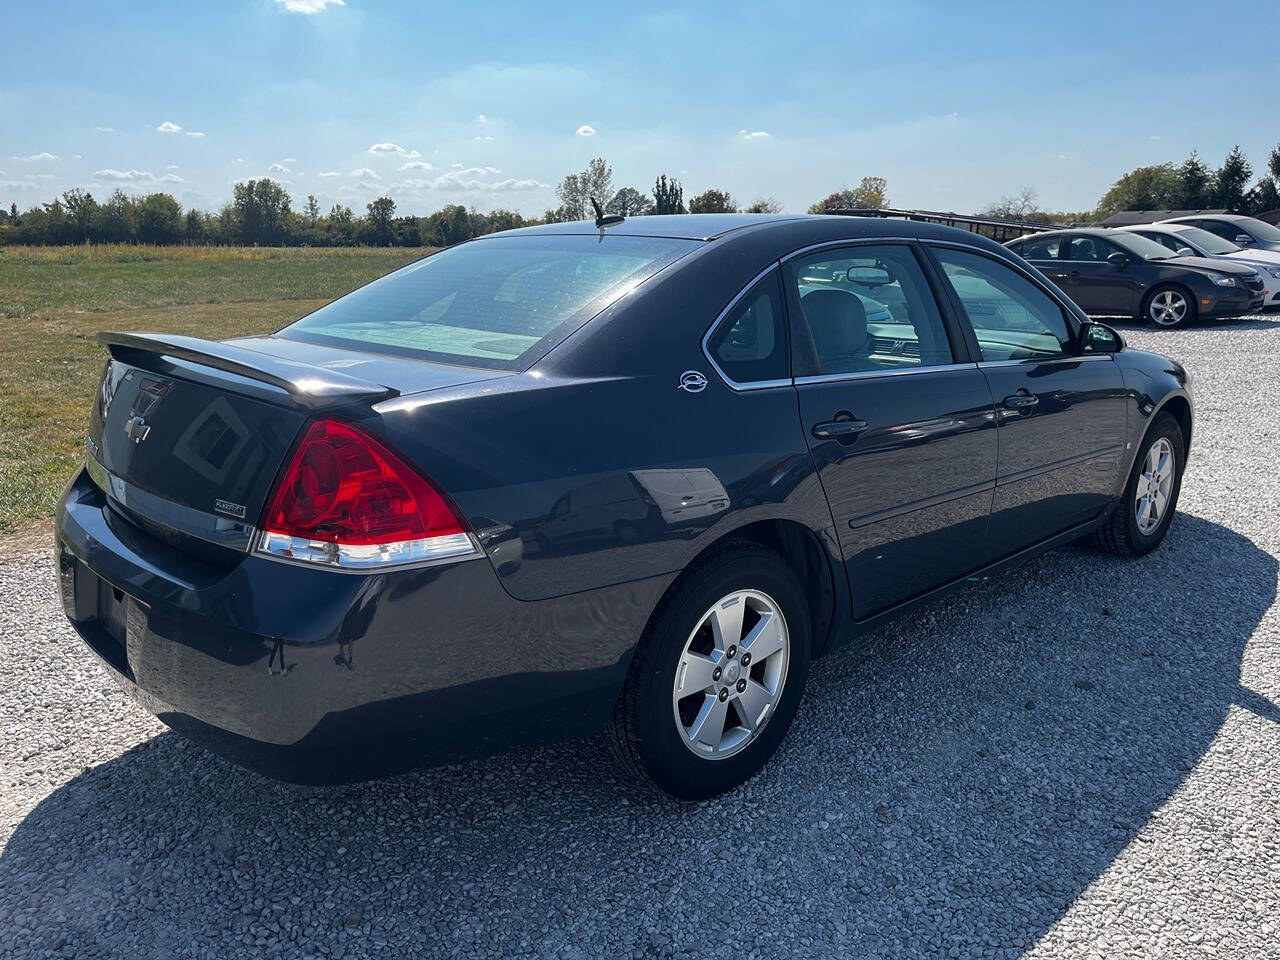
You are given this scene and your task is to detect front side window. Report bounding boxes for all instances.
[933,247,1072,362]
[1199,219,1244,242]
[705,270,789,385]
[1173,226,1239,254]
[284,234,700,370]
[788,244,953,376]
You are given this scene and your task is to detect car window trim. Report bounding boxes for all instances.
[778,237,977,376]
[700,263,793,392]
[921,240,1085,359]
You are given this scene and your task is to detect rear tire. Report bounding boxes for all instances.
[1093,413,1185,557]
[607,542,811,800]
[1141,285,1196,328]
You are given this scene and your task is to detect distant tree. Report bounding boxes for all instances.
[1093,164,1183,218]
[136,193,182,244]
[231,178,292,245]
[61,188,99,243]
[1248,177,1280,215]
[744,197,783,214]
[652,174,685,215]
[95,189,138,243]
[425,204,472,246]
[980,187,1040,220]
[555,157,613,221]
[1214,145,1253,212]
[481,208,527,233]
[364,196,396,245]
[688,188,737,214]
[304,194,321,224]
[327,204,355,245]
[606,186,653,217]
[540,205,575,224]
[183,208,207,244]
[391,215,421,247]
[807,176,889,213]
[8,202,16,223]
[1178,152,1214,209]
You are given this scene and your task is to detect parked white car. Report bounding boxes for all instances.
[1117,223,1280,309]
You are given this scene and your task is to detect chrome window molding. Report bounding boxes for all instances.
[700,263,794,393]
[794,362,978,386]
[977,354,1113,369]
[780,235,916,264]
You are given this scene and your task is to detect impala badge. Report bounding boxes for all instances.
[125,416,151,444]
[678,370,708,393]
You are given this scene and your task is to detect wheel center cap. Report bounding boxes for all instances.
[723,660,741,685]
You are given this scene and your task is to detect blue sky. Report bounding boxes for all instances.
[2,0,1276,218]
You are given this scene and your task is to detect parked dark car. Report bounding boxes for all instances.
[1005,228,1264,326]
[56,214,1193,799]
[1160,213,1280,253]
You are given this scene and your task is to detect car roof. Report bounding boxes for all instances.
[1162,213,1246,223]
[1116,224,1187,234]
[1007,227,1111,241]
[486,213,1021,250]
[493,213,807,241]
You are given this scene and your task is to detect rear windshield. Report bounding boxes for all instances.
[281,234,700,370]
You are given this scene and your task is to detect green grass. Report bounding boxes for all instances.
[0,245,430,533]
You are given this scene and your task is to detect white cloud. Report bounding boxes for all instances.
[157,121,183,133]
[737,129,770,139]
[25,173,56,181]
[94,168,157,182]
[166,164,180,169]
[275,0,344,12]
[13,152,58,161]
[399,160,433,171]
[475,113,488,123]
[413,168,545,193]
[95,126,114,133]
[473,135,495,141]
[281,157,297,163]
[576,124,596,137]
[72,154,83,160]
[161,173,186,183]
[268,162,289,174]
[317,170,341,177]
[1148,135,1162,141]
[367,142,421,158]
[234,158,245,163]
[186,131,207,138]
[348,167,380,179]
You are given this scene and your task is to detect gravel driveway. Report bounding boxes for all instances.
[3,316,1279,959]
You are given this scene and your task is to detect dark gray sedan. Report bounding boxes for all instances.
[57,214,1193,798]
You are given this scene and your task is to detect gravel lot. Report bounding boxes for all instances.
[3,316,1280,959]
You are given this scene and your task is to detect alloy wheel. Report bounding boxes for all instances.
[1135,437,1176,535]
[671,589,789,759]
[1149,290,1188,326]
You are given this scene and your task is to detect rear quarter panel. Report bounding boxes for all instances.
[367,231,841,603]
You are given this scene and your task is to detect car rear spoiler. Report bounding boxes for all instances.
[97,332,399,408]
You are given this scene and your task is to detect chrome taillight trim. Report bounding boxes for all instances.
[256,530,482,572]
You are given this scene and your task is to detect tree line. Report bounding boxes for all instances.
[3,143,1277,248]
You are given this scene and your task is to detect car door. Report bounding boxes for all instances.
[786,241,998,619]
[1054,234,1142,315]
[927,244,1128,557]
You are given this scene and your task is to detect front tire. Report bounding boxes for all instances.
[1142,285,1196,328]
[1093,413,1185,556]
[607,542,812,800]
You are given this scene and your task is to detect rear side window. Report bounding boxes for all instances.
[933,247,1071,361]
[705,270,789,385]
[283,234,700,370]
[1138,231,1186,254]
[1016,236,1062,260]
[789,244,953,376]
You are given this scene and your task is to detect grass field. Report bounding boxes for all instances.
[0,245,430,533]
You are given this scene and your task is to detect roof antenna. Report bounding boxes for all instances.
[591,196,625,228]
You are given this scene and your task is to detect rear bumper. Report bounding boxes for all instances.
[56,468,668,783]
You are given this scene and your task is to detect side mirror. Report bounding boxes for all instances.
[1080,320,1125,354]
[1235,233,1254,245]
[1106,251,1129,265]
[1176,247,1196,257]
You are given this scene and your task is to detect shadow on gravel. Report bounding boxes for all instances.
[2,514,1275,958]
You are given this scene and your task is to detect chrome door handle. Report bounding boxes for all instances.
[1002,393,1039,410]
[812,419,869,439]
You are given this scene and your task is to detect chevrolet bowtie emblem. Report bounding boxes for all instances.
[125,416,152,444]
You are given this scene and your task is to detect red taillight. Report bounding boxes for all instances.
[257,419,475,569]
